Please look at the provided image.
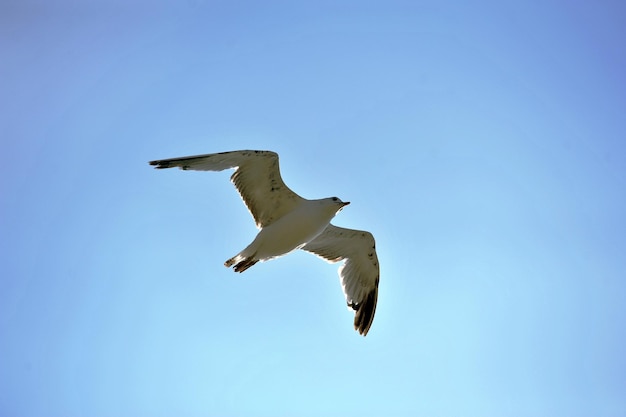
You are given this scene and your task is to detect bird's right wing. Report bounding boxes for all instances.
[302,224,379,336]
[149,150,304,228]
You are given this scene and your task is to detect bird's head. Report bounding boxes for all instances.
[329,196,350,212]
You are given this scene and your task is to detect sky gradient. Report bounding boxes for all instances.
[2,1,625,416]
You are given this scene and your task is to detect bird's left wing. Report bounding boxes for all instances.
[301,224,379,336]
[149,150,304,228]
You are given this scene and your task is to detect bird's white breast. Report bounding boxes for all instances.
[252,201,336,261]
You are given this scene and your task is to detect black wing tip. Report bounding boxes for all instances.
[148,160,170,169]
[351,286,379,337]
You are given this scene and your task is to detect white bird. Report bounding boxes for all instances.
[149,150,379,336]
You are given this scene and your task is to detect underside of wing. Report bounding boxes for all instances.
[302,224,380,336]
[149,150,304,228]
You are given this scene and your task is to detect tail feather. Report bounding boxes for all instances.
[224,255,239,268]
[224,255,258,273]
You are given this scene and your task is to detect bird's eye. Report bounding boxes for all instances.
[332,197,338,201]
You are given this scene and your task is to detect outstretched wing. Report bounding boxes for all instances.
[149,150,304,228]
[301,224,379,336]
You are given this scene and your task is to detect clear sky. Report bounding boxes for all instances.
[2,1,625,416]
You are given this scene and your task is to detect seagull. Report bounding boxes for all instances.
[149,150,379,336]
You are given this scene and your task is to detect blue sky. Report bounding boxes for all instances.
[2,1,625,416]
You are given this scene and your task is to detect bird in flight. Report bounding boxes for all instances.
[149,150,379,336]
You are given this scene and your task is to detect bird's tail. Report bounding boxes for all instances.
[224,255,258,273]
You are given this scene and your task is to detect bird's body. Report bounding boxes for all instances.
[149,150,379,336]
[225,198,348,272]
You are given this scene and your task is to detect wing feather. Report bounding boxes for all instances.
[302,224,379,336]
[149,150,304,228]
